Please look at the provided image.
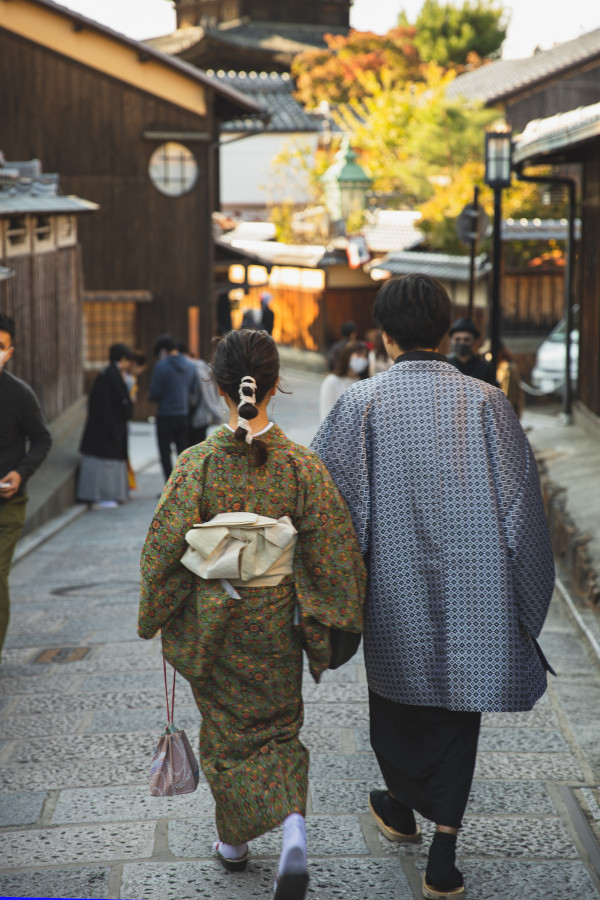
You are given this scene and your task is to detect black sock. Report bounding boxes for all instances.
[426,832,463,891]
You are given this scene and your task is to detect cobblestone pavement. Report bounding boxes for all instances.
[1,375,600,899]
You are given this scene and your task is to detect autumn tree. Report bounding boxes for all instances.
[398,0,508,67]
[292,27,421,109]
[333,65,496,206]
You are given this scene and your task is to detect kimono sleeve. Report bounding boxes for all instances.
[137,449,204,639]
[485,398,555,638]
[294,457,366,634]
[310,386,372,555]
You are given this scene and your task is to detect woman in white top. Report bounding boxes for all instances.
[319,340,369,420]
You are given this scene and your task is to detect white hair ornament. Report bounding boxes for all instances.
[237,375,257,444]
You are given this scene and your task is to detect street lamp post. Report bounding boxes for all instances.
[322,139,371,235]
[484,128,512,375]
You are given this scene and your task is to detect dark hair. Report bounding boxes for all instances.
[211,329,280,467]
[334,340,369,377]
[373,275,451,351]
[153,334,177,357]
[109,342,134,364]
[340,320,357,339]
[0,313,15,343]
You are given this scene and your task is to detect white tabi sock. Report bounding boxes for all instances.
[213,840,248,860]
[278,813,307,875]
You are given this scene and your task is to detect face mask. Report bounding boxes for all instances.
[0,349,10,369]
[349,356,368,375]
[452,341,472,358]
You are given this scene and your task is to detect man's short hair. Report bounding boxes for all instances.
[340,321,357,339]
[0,313,15,343]
[109,342,134,364]
[153,334,177,357]
[373,275,451,351]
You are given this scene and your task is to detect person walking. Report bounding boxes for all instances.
[319,340,369,420]
[149,335,198,481]
[138,329,365,900]
[260,291,275,335]
[77,343,134,508]
[311,275,555,900]
[327,320,357,372]
[0,313,52,659]
[446,317,497,385]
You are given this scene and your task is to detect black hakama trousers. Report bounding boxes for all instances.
[369,688,481,829]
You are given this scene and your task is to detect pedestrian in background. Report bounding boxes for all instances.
[179,344,224,445]
[446,317,497,385]
[327,320,357,372]
[497,342,525,418]
[0,313,52,659]
[138,329,365,900]
[260,291,275,335]
[312,275,555,900]
[77,343,134,509]
[319,340,369,421]
[149,335,197,481]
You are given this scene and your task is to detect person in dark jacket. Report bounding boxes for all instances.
[149,335,198,481]
[77,343,134,508]
[0,313,52,659]
[260,292,275,335]
[446,318,497,385]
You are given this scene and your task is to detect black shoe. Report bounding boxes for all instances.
[423,832,465,898]
[274,871,309,900]
[213,841,248,872]
[368,790,421,842]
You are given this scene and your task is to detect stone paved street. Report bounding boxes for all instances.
[1,371,600,899]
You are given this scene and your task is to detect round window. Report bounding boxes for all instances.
[148,142,198,197]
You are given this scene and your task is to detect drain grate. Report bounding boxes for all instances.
[33,647,91,664]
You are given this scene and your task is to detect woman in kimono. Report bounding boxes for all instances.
[138,329,365,900]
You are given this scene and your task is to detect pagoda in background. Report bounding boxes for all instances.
[148,0,352,73]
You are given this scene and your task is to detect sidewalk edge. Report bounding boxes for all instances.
[555,575,600,668]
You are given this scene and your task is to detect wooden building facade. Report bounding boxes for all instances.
[0,0,260,418]
[0,157,98,421]
[514,104,600,424]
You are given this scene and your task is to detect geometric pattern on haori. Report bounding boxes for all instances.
[312,359,556,714]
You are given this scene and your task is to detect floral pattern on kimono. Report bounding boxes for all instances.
[138,425,365,843]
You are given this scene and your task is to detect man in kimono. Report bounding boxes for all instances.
[311,274,555,900]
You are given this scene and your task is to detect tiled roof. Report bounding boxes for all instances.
[372,251,491,282]
[218,236,327,268]
[513,100,600,164]
[502,218,581,241]
[448,27,600,103]
[146,20,344,58]
[0,157,98,216]
[362,211,424,253]
[208,71,322,133]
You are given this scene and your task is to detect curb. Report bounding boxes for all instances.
[13,455,160,566]
[555,575,600,669]
[13,504,87,565]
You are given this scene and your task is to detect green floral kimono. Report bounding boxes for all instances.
[138,425,365,844]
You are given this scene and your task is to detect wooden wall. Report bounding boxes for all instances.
[502,269,565,334]
[0,246,83,421]
[0,28,218,372]
[579,150,600,416]
[506,67,600,133]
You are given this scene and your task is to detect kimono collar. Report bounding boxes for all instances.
[394,350,447,364]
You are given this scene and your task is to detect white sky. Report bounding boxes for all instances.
[59,0,600,60]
